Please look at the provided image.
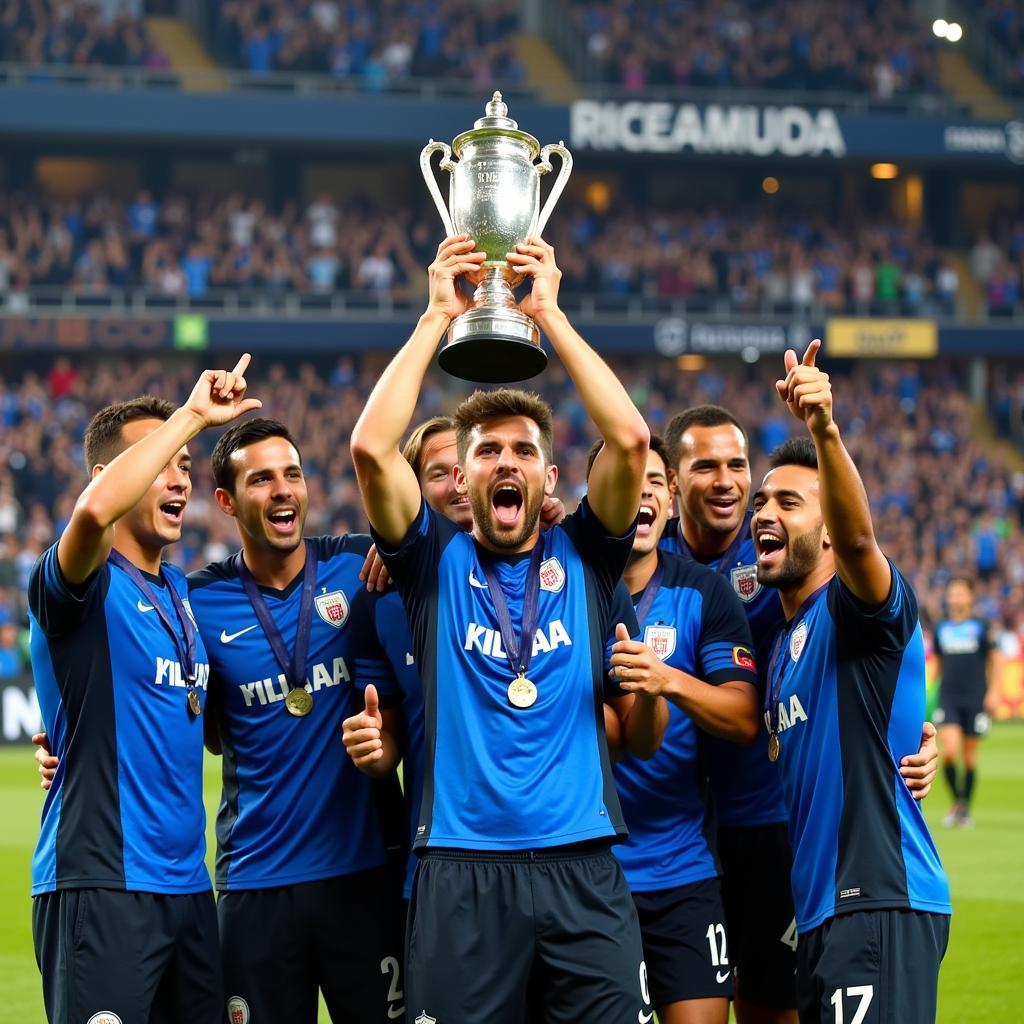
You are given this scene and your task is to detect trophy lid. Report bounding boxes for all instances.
[452,91,540,158]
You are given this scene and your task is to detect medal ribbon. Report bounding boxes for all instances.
[237,539,317,692]
[478,543,544,679]
[109,549,197,684]
[633,555,664,631]
[674,510,751,579]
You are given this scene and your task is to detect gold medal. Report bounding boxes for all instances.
[285,687,313,717]
[507,674,538,709]
[187,689,202,716]
[768,733,780,763]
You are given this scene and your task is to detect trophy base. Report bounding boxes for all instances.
[438,308,547,383]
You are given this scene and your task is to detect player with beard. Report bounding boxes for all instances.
[350,233,666,1024]
[28,358,258,1024]
[660,405,939,1024]
[752,341,950,1024]
[586,435,760,1024]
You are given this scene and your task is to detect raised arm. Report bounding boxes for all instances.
[350,235,485,545]
[509,238,649,535]
[777,340,891,605]
[58,355,261,585]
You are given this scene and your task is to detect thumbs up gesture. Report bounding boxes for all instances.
[342,684,387,771]
[609,622,672,697]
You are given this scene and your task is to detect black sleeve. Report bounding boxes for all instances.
[370,499,456,588]
[696,573,759,688]
[603,581,640,700]
[27,542,110,637]
[558,495,637,604]
[826,560,919,651]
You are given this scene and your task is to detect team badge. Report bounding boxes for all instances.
[315,589,350,628]
[538,557,565,592]
[790,621,808,661]
[227,997,250,1024]
[644,625,677,661]
[414,1014,437,1024]
[86,1015,122,1024]
[730,564,761,603]
[733,645,755,671]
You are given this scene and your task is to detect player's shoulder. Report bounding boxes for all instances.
[308,533,374,561]
[660,549,720,593]
[188,551,242,593]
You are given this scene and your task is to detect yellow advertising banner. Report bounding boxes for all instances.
[826,318,938,358]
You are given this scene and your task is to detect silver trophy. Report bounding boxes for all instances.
[420,92,572,382]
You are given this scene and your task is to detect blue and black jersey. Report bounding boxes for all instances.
[934,617,992,703]
[614,552,758,892]
[767,565,951,933]
[661,515,787,827]
[375,497,635,851]
[29,544,211,895]
[373,590,424,898]
[187,535,399,891]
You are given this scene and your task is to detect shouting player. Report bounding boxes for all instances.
[350,233,664,1023]
[752,341,951,1024]
[28,359,258,1024]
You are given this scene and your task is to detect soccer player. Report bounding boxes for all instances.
[661,404,940,1024]
[598,434,761,1024]
[752,341,951,1024]
[187,416,407,1024]
[28,358,259,1024]
[349,233,664,1023]
[933,576,1001,827]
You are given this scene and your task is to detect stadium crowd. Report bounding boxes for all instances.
[0,352,1021,676]
[564,0,940,98]
[210,0,524,85]
[0,188,967,315]
[972,217,1024,317]
[982,0,1024,95]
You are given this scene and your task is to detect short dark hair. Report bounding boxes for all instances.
[402,416,456,479]
[454,388,554,464]
[211,417,302,491]
[83,396,175,472]
[946,575,975,592]
[769,436,818,470]
[586,432,670,480]
[665,405,747,471]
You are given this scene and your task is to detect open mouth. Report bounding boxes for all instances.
[707,496,739,519]
[267,507,298,534]
[637,503,657,534]
[755,530,786,565]
[492,481,524,528]
[160,500,185,525]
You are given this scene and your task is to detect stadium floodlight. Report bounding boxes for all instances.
[932,18,949,37]
[946,21,963,42]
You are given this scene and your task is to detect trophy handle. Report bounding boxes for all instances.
[420,140,457,237]
[535,141,573,237]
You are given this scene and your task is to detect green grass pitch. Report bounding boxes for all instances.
[1,726,1022,1022]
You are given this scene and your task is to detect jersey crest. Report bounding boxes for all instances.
[314,589,350,628]
[539,556,566,592]
[414,1014,437,1024]
[226,997,250,1024]
[790,620,808,661]
[644,624,677,661]
[730,564,761,602]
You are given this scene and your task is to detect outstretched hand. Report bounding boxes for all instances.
[184,353,262,429]
[427,234,486,323]
[775,339,833,434]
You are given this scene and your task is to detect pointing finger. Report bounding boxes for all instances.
[783,349,798,374]
[802,339,821,367]
[231,353,252,376]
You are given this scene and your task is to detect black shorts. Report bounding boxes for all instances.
[933,695,990,737]
[406,843,652,1024]
[218,865,405,1024]
[797,909,950,1024]
[718,821,798,1009]
[33,887,221,1024]
[632,876,734,1006]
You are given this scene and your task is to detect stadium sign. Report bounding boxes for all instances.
[570,101,847,157]
[943,121,1024,165]
[826,318,938,358]
[1,676,41,745]
[653,318,813,357]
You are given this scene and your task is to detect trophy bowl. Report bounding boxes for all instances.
[420,92,572,383]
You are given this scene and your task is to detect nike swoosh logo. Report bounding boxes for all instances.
[221,624,259,644]
[387,1007,404,1020]
[716,970,731,984]
[638,1011,654,1024]
[137,600,155,612]
[468,570,488,589]
[405,652,415,665]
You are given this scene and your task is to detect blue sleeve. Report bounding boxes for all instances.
[827,561,918,650]
[697,573,759,688]
[558,496,637,603]
[27,542,110,637]
[371,500,459,594]
[603,581,640,700]
[348,587,401,709]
